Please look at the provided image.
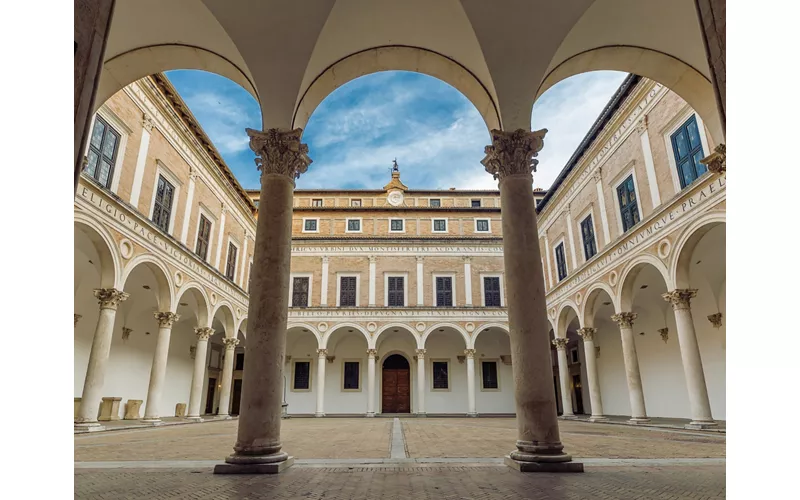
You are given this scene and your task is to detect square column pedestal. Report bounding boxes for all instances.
[504,456,584,473]
[98,397,122,421]
[214,457,295,475]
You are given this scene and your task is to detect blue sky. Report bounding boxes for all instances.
[166,70,627,191]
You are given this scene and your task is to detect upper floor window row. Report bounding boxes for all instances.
[312,198,323,207]
[580,214,597,261]
[617,175,640,233]
[671,115,707,190]
[429,199,441,207]
[152,175,175,233]
[195,214,212,261]
[85,116,120,189]
[555,242,567,282]
[225,242,238,281]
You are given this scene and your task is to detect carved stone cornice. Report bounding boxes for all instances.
[658,327,669,343]
[194,327,214,341]
[317,348,328,358]
[366,349,378,358]
[551,337,569,350]
[707,313,723,328]
[611,312,637,328]
[415,349,426,359]
[577,327,597,342]
[223,337,240,349]
[700,144,726,174]
[662,289,698,310]
[93,288,129,310]
[464,348,476,359]
[74,314,82,327]
[481,128,547,181]
[154,311,180,328]
[246,128,312,183]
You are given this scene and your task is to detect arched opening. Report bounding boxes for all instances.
[421,324,470,414]
[381,354,411,414]
[323,325,370,415]
[582,285,623,416]
[472,324,513,415]
[285,325,320,416]
[553,305,589,416]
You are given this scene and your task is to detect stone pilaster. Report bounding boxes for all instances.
[611,312,649,423]
[217,337,241,418]
[576,327,606,422]
[142,312,180,423]
[187,327,214,421]
[415,349,426,416]
[551,338,574,418]
[366,349,378,416]
[464,349,477,417]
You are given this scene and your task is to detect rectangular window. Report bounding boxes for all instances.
[343,361,360,390]
[482,361,499,390]
[570,348,579,364]
[432,219,447,232]
[390,219,404,232]
[340,276,357,307]
[483,277,501,307]
[151,175,175,233]
[471,199,481,207]
[617,175,640,232]
[435,276,453,307]
[429,199,441,207]
[85,116,120,188]
[475,219,490,232]
[347,219,361,232]
[432,361,449,390]
[235,352,244,371]
[293,361,311,390]
[312,198,323,207]
[351,199,362,207]
[225,242,238,280]
[555,242,567,281]
[292,277,309,307]
[304,219,318,232]
[195,215,212,260]
[671,115,707,189]
[580,214,597,260]
[387,276,405,307]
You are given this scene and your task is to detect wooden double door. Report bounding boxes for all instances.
[382,355,410,413]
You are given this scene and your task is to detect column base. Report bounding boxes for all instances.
[685,420,718,430]
[314,412,325,418]
[559,414,578,420]
[366,412,375,418]
[416,412,427,418]
[215,452,294,475]
[466,412,478,418]
[504,456,583,473]
[185,416,204,423]
[588,415,610,423]
[627,417,651,425]
[74,422,105,432]
[140,418,163,426]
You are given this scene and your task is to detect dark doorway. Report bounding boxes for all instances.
[553,375,562,415]
[382,354,411,413]
[231,379,243,415]
[573,375,584,414]
[205,378,217,414]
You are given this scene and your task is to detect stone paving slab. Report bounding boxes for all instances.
[74,465,726,499]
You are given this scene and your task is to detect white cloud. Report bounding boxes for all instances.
[183,91,256,155]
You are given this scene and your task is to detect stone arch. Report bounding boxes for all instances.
[320,322,371,350]
[536,46,723,145]
[96,44,259,113]
[174,282,211,327]
[470,322,509,348]
[286,323,322,352]
[235,316,248,338]
[374,323,421,350]
[581,281,618,327]
[120,254,175,312]
[670,212,726,289]
[556,300,581,338]
[210,300,236,337]
[617,254,672,312]
[74,214,123,290]
[292,45,501,132]
[420,323,470,349]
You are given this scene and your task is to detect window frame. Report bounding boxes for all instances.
[311,198,323,207]
[148,161,182,235]
[662,107,713,195]
[224,237,240,281]
[570,347,580,364]
[194,211,214,262]
[345,217,362,233]
[341,359,362,392]
[302,217,320,233]
[350,198,362,207]
[83,107,131,193]
[613,170,643,234]
[432,273,456,307]
[669,114,708,190]
[474,218,491,234]
[430,359,451,391]
[291,360,312,392]
[431,218,449,233]
[336,273,361,307]
[480,359,501,391]
[471,199,481,208]
[429,198,441,207]
[384,272,408,307]
[288,272,314,308]
[554,239,568,282]
[480,273,504,307]
[389,218,405,233]
[579,211,598,262]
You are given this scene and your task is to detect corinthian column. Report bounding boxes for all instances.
[482,129,581,472]
[663,289,717,429]
[366,349,378,417]
[551,338,575,418]
[75,288,129,431]
[415,349,426,416]
[315,349,328,417]
[187,327,214,421]
[217,337,240,418]
[576,328,607,422]
[142,311,180,423]
[215,128,311,474]
[464,349,477,416]
[611,312,650,423]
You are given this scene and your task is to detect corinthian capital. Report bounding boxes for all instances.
[194,327,214,341]
[415,349,426,359]
[481,128,547,181]
[577,327,597,342]
[154,311,180,328]
[366,349,378,358]
[611,312,637,328]
[551,337,569,350]
[463,348,476,359]
[662,289,698,310]
[93,288,129,310]
[700,144,726,174]
[246,128,312,182]
[223,337,240,349]
[317,348,328,358]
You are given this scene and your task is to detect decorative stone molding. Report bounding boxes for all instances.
[416,256,424,263]
[285,355,292,364]
[322,256,329,264]
[662,289,698,310]
[122,327,132,341]
[93,288,129,310]
[658,327,669,343]
[194,327,214,341]
[551,338,569,350]
[499,355,512,365]
[481,128,547,181]
[634,116,648,135]
[463,256,471,264]
[366,349,378,358]
[457,355,466,364]
[142,113,155,132]
[609,271,619,287]
[189,346,197,359]
[700,144,726,174]
[223,337,240,349]
[246,128,312,182]
[611,312,637,328]
[707,313,723,328]
[317,349,328,358]
[575,292,583,305]
[154,311,180,328]
[465,322,475,333]
[657,239,671,259]
[464,349,476,359]
[74,314,82,327]
[592,167,603,183]
[318,322,328,332]
[415,322,426,332]
[119,238,134,259]
[415,349,426,359]
[174,271,184,287]
[367,322,377,333]
[326,356,335,364]
[577,327,597,342]
[368,255,377,264]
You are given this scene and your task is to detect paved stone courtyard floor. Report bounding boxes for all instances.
[75,418,725,499]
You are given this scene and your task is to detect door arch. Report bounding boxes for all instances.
[382,354,411,414]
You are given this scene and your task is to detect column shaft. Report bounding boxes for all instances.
[553,340,574,417]
[415,350,426,415]
[613,313,649,423]
[577,328,606,421]
[367,350,377,416]
[143,312,179,422]
[315,350,327,417]
[217,338,240,417]
[187,330,212,420]
[465,350,477,416]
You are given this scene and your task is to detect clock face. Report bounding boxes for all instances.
[387,191,404,206]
